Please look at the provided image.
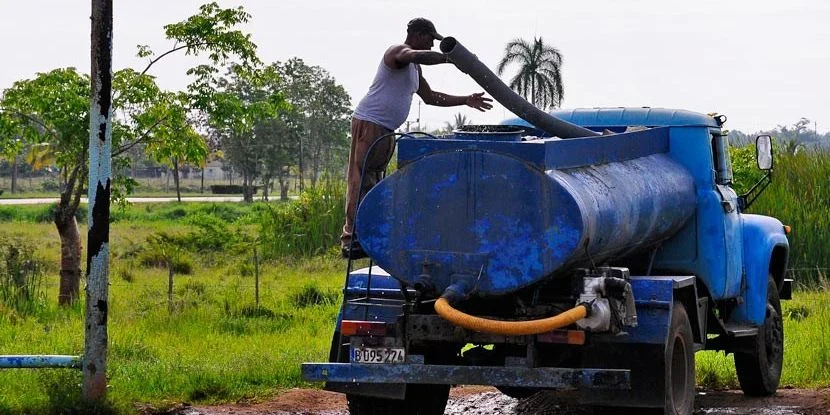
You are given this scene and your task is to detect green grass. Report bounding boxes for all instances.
[696,276,830,389]
[732,148,830,286]
[0,219,346,413]
[0,197,352,413]
[1,158,828,413]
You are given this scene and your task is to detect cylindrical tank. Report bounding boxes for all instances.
[356,139,695,297]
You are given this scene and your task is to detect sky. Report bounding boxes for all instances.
[1,0,828,134]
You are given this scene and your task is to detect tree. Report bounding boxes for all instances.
[0,68,91,305]
[205,64,287,202]
[256,109,302,201]
[0,2,263,305]
[272,59,351,188]
[443,113,469,134]
[496,37,565,110]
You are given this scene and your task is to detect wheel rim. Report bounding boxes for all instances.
[671,333,692,410]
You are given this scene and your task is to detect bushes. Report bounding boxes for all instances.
[257,180,345,258]
[291,283,339,308]
[0,203,86,224]
[209,185,258,194]
[731,145,830,286]
[0,237,46,315]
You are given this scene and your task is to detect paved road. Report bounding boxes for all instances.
[0,196,246,205]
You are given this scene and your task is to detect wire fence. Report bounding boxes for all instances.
[24,267,827,291]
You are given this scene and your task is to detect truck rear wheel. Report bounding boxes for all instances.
[346,384,450,415]
[734,275,783,396]
[665,301,695,415]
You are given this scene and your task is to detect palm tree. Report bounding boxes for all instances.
[496,37,564,110]
[444,113,469,133]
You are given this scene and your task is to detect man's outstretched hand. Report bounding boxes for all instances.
[466,92,494,112]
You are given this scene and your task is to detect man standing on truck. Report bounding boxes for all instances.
[341,17,494,259]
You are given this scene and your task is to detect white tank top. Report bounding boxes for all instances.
[354,58,420,131]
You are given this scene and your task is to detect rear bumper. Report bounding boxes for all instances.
[302,363,630,390]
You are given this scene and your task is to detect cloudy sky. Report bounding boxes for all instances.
[1,0,828,133]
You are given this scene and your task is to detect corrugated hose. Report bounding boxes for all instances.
[434,297,588,336]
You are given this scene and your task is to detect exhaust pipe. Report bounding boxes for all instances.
[440,37,600,139]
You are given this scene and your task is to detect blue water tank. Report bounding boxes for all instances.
[356,128,696,297]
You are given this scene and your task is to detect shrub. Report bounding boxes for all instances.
[257,179,345,258]
[115,267,135,283]
[137,239,195,275]
[40,178,61,192]
[291,283,339,308]
[210,185,258,194]
[0,237,46,315]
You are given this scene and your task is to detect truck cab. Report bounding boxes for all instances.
[303,107,789,415]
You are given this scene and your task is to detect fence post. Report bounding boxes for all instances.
[84,0,113,402]
[254,241,260,307]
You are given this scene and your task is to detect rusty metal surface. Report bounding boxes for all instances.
[302,363,630,390]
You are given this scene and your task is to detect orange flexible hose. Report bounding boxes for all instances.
[434,298,588,336]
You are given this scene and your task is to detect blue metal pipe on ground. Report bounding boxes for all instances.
[0,355,82,369]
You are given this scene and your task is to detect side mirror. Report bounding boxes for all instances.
[756,135,773,170]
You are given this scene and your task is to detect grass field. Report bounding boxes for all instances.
[0,179,828,413]
[0,203,353,413]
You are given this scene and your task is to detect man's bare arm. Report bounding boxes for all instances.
[417,73,493,112]
[385,45,448,69]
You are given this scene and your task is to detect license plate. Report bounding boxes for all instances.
[350,347,406,364]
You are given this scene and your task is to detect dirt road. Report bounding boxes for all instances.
[175,387,829,415]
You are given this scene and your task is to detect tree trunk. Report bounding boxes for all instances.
[298,135,305,191]
[279,171,289,201]
[311,145,322,187]
[172,157,181,202]
[56,211,82,305]
[254,243,260,307]
[11,156,18,194]
[242,171,253,203]
[262,175,270,201]
[167,261,174,314]
[200,167,205,193]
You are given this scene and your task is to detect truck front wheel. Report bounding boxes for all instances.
[734,275,783,396]
[346,384,450,415]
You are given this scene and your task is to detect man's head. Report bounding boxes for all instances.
[406,18,443,50]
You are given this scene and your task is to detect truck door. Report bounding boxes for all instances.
[711,130,744,298]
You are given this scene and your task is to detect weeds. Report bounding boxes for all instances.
[0,236,46,315]
[291,283,339,308]
[257,180,345,258]
[731,147,830,286]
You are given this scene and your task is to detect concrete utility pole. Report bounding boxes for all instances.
[84,0,112,401]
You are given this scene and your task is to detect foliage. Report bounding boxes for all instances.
[496,37,564,109]
[202,64,287,202]
[257,179,345,258]
[0,2,270,304]
[271,58,352,186]
[728,143,764,194]
[291,283,339,308]
[745,149,830,285]
[209,184,257,194]
[0,201,827,411]
[0,236,46,315]
[440,113,469,135]
[730,117,829,150]
[697,279,830,389]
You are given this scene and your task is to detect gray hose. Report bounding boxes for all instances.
[440,37,600,139]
